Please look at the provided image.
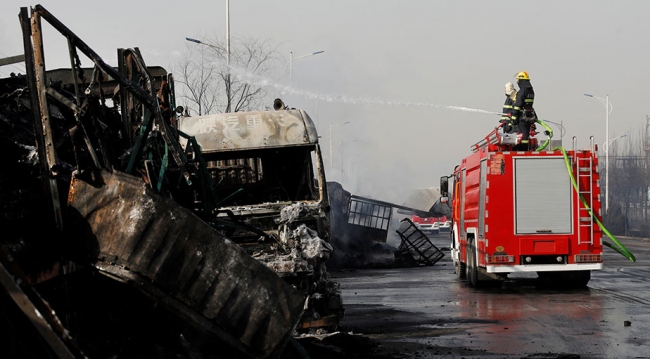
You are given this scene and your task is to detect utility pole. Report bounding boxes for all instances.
[605,94,609,212]
[585,93,613,212]
[225,0,231,113]
[288,50,324,88]
[645,115,650,221]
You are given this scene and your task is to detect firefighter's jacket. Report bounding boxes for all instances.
[513,80,535,140]
[500,95,516,133]
[513,80,535,121]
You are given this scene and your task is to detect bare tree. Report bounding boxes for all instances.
[174,36,280,115]
[605,125,650,236]
[174,43,220,116]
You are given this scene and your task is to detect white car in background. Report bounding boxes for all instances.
[411,215,440,235]
[439,220,451,232]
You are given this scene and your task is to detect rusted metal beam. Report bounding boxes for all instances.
[30,5,190,182]
[32,5,156,110]
[63,37,102,169]
[0,54,25,67]
[20,7,63,230]
[45,86,80,114]
[31,10,58,178]
[117,48,132,148]
[119,49,188,180]
[45,85,102,169]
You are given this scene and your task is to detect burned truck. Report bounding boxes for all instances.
[1,4,339,358]
[177,107,343,330]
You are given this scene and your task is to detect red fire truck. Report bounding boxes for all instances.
[440,128,603,288]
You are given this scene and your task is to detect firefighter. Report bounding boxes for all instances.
[500,82,517,133]
[512,71,537,149]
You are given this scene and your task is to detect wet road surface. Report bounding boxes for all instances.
[332,235,650,358]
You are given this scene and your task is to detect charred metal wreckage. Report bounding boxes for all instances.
[394,218,445,267]
[326,182,448,269]
[0,5,341,359]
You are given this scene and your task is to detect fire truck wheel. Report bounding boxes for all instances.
[455,259,466,279]
[466,237,479,287]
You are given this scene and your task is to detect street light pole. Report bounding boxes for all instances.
[602,134,626,212]
[287,50,324,88]
[585,93,613,212]
[329,121,350,169]
[185,37,219,50]
[603,134,627,151]
[225,0,231,112]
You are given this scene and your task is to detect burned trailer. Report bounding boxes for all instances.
[177,109,343,331]
[1,5,309,358]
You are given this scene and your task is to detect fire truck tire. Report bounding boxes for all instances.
[455,259,466,279]
[466,237,479,287]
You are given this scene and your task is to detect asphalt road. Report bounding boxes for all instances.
[331,234,650,359]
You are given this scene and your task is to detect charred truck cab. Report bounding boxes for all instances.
[178,107,343,330]
[444,130,603,288]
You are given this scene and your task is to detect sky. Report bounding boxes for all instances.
[2,1,649,205]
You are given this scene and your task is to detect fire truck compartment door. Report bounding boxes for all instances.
[514,157,572,234]
[460,168,466,238]
[478,159,487,239]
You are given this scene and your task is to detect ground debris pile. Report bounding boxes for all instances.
[287,332,387,359]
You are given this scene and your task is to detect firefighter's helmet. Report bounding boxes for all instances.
[516,71,530,81]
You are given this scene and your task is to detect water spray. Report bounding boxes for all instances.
[225,62,505,116]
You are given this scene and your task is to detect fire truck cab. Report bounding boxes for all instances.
[441,130,603,288]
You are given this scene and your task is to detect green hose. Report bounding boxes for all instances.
[535,119,554,151]
[556,146,636,262]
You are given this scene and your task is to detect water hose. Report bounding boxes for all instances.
[535,119,554,151]
[556,147,636,262]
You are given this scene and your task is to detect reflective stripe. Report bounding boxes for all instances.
[524,99,534,103]
[514,106,522,110]
[503,105,513,109]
